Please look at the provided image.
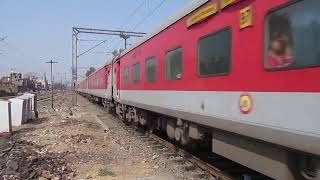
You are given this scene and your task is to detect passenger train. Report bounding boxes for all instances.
[76,0,320,179]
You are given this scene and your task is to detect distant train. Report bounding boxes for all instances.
[76,0,320,179]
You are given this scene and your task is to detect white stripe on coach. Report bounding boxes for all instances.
[120,90,320,137]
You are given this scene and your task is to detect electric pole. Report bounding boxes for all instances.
[45,60,58,109]
[120,32,130,49]
[10,69,15,86]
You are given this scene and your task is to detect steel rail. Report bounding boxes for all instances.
[148,133,234,180]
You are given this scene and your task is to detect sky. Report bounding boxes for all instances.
[0,0,191,81]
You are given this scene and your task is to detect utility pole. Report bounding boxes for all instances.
[75,36,78,105]
[10,69,14,85]
[44,72,47,90]
[120,32,130,49]
[45,60,58,109]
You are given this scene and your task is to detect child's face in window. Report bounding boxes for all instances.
[270,39,286,55]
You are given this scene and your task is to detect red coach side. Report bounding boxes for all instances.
[114,0,320,179]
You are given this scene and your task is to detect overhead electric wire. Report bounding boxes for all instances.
[104,0,145,51]
[118,0,146,30]
[77,40,107,58]
[78,39,108,42]
[110,0,168,51]
[131,0,168,31]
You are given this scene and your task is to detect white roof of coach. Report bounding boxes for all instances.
[117,0,209,60]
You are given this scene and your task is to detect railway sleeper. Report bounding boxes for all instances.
[190,172,211,179]
[180,164,197,171]
[170,158,187,165]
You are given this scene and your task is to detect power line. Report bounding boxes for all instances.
[104,0,145,50]
[89,51,113,54]
[132,0,168,31]
[78,39,108,42]
[118,0,145,30]
[110,0,168,51]
[77,40,107,58]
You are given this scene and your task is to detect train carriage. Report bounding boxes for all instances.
[77,64,112,102]
[77,0,320,179]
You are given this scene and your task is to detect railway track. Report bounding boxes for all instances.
[37,92,62,102]
[146,133,232,180]
[121,125,271,180]
[88,97,272,180]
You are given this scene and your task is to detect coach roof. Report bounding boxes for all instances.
[116,0,209,60]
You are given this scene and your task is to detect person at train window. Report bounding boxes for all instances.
[176,73,182,80]
[267,33,294,68]
[266,0,320,69]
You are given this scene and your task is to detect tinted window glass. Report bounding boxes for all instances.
[146,57,157,82]
[133,63,140,83]
[265,0,320,69]
[166,47,183,80]
[123,67,129,85]
[198,28,231,76]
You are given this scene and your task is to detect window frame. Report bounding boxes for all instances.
[145,56,157,82]
[123,66,129,85]
[263,0,320,72]
[165,46,183,80]
[197,27,233,78]
[132,62,141,84]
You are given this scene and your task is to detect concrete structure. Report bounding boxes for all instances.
[21,93,37,119]
[0,100,12,133]
[9,98,26,126]
[17,95,32,120]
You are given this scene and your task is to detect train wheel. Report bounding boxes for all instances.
[299,155,320,180]
[166,120,176,140]
[174,127,189,146]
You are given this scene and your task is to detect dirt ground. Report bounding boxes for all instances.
[0,92,203,180]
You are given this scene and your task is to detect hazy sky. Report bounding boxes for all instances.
[0,0,190,80]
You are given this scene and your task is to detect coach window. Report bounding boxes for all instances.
[146,57,157,82]
[265,0,320,70]
[123,67,129,85]
[133,63,140,83]
[198,28,231,76]
[166,47,183,80]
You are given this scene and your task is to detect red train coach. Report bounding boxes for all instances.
[77,64,112,102]
[78,0,320,179]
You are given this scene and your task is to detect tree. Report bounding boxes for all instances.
[112,48,125,58]
[86,67,96,77]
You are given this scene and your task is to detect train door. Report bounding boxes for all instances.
[112,62,120,99]
[117,61,121,99]
[106,67,112,99]
[85,79,88,94]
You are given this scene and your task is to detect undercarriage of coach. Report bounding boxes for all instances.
[115,103,211,145]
